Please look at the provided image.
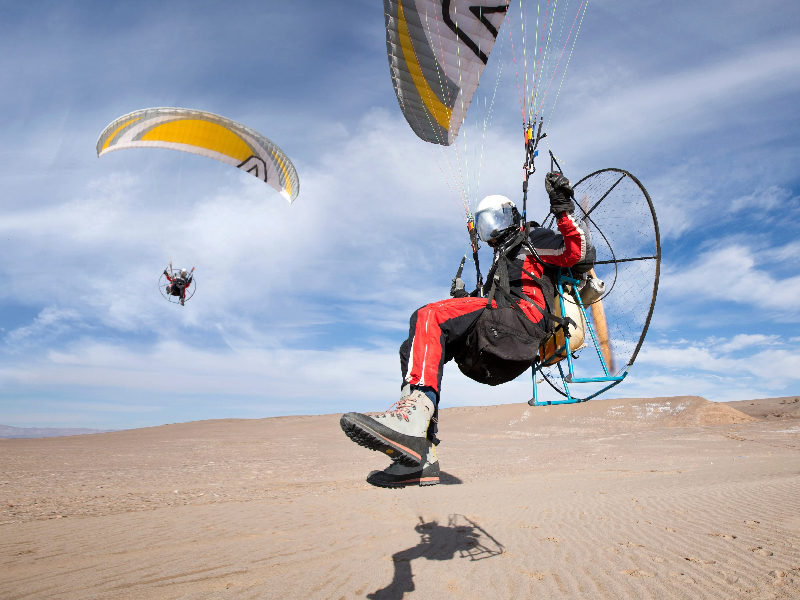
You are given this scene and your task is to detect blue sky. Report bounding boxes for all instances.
[1,0,799,429]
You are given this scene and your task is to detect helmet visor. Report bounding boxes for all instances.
[475,204,515,242]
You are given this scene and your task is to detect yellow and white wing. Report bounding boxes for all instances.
[385,0,509,146]
[96,108,299,203]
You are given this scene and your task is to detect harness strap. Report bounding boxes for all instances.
[518,264,553,309]
[485,273,574,338]
[481,228,576,338]
[510,288,576,336]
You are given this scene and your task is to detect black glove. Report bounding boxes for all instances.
[545,171,575,215]
[450,277,468,298]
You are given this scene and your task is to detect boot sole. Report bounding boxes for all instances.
[366,465,440,488]
[340,412,427,467]
[366,474,440,488]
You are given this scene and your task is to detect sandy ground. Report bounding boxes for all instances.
[2,395,799,599]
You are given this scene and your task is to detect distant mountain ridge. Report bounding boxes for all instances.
[0,424,116,439]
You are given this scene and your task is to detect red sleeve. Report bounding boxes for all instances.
[540,213,586,268]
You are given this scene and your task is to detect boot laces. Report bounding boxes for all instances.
[383,396,417,422]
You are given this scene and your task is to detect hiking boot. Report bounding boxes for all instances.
[340,390,435,467]
[180,297,185,306]
[367,441,440,488]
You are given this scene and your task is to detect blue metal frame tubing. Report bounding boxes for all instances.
[530,269,626,406]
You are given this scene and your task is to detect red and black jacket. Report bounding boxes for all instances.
[485,213,588,311]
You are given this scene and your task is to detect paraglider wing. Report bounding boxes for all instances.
[96,108,299,202]
[385,0,509,146]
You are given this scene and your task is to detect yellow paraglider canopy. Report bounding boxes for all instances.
[96,107,299,202]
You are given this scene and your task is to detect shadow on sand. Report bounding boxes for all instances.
[439,471,463,485]
[367,515,504,599]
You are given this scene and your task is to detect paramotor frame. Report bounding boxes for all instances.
[158,268,196,305]
[530,168,661,405]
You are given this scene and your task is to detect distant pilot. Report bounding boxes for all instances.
[164,267,193,306]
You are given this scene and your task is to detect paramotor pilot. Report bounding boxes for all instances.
[340,173,590,488]
[164,267,193,306]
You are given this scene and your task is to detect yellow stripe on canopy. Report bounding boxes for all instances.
[140,119,253,163]
[270,150,292,198]
[397,1,452,132]
[100,116,142,152]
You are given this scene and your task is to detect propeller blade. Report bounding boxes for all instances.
[579,192,616,374]
[587,268,616,373]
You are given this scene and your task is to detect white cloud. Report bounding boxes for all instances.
[660,244,800,318]
[636,336,800,394]
[730,186,794,213]
[554,36,800,157]
[544,37,800,241]
[717,334,779,353]
[0,337,560,423]
[4,306,82,351]
[605,370,778,404]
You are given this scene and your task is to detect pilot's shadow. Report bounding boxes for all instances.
[367,515,504,600]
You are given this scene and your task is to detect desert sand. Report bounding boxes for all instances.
[2,395,799,599]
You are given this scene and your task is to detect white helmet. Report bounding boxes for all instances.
[474,195,518,242]
[180,268,188,278]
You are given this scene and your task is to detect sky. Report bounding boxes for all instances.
[1,0,799,429]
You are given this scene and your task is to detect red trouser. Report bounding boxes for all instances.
[399,296,545,393]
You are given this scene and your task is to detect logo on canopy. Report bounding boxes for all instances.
[237,156,268,182]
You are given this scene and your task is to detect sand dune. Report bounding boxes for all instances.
[0,425,115,439]
[727,396,800,420]
[2,396,799,599]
